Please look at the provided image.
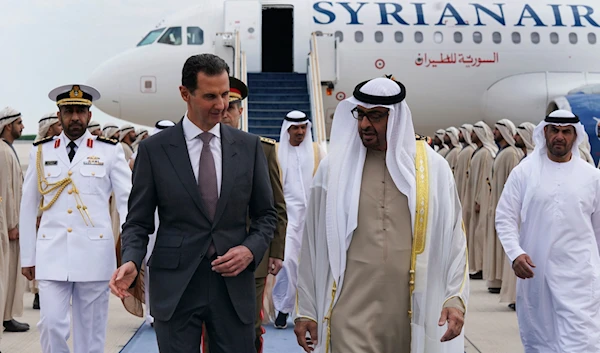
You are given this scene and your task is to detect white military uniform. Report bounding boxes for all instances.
[19,85,132,353]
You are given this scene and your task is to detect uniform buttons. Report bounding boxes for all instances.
[47,173,51,177]
[67,209,73,214]
[99,234,104,239]
[42,234,46,238]
[67,228,72,233]
[68,189,73,195]
[68,171,73,176]
[91,172,96,176]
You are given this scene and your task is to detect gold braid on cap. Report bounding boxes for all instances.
[36,144,94,226]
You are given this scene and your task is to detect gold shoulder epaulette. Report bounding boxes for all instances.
[96,136,118,145]
[33,136,54,146]
[260,136,276,145]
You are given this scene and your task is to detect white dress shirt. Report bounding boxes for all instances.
[182,114,222,197]
[61,132,87,159]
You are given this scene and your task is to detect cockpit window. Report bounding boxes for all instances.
[158,27,182,45]
[137,28,165,46]
[187,27,204,45]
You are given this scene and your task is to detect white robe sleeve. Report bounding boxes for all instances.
[495,167,526,262]
[295,182,326,323]
[19,146,42,267]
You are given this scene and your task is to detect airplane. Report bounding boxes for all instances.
[87,0,600,163]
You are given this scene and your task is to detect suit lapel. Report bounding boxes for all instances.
[162,122,210,220]
[213,125,238,226]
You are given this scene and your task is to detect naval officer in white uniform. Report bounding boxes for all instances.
[19,84,132,353]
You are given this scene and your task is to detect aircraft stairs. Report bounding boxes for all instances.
[246,72,311,141]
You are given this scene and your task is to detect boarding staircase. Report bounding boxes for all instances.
[246,72,312,141]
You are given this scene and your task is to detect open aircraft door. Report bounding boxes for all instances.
[224,0,262,72]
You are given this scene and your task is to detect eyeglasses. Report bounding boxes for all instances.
[351,107,389,123]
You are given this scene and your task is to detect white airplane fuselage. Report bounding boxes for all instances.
[87,0,600,136]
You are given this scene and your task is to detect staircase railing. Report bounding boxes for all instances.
[308,33,328,151]
[229,30,249,132]
[240,50,248,132]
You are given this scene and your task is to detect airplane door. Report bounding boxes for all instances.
[224,0,262,72]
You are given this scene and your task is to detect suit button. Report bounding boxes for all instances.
[67,228,72,233]
[67,209,73,214]
[68,171,73,176]
[99,234,104,239]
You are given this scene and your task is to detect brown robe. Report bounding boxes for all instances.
[0,140,26,322]
[444,146,462,175]
[455,145,475,204]
[484,145,522,288]
[463,147,494,274]
[330,149,412,353]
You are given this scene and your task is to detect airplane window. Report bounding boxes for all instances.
[375,31,384,43]
[531,32,540,44]
[512,32,521,44]
[187,27,204,45]
[415,31,424,43]
[589,33,597,44]
[569,33,578,44]
[473,31,482,44]
[395,31,404,43]
[434,31,443,44]
[492,32,501,44]
[454,32,463,43]
[335,31,344,43]
[137,28,165,47]
[355,31,364,43]
[158,27,182,46]
[550,32,559,44]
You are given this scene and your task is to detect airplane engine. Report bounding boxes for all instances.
[547,89,600,166]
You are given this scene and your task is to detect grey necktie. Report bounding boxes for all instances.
[198,132,218,256]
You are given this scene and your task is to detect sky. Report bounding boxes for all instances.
[0,0,198,135]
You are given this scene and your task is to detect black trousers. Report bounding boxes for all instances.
[154,256,255,353]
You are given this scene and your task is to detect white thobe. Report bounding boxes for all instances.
[496,156,600,353]
[273,146,309,314]
[296,143,469,353]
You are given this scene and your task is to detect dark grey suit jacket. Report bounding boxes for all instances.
[120,121,277,324]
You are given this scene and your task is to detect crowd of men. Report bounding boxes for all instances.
[1,52,599,353]
[427,119,596,311]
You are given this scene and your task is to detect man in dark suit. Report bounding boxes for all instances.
[109,54,277,353]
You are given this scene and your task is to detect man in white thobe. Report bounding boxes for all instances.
[500,122,536,309]
[272,110,323,328]
[294,77,468,353]
[496,110,600,352]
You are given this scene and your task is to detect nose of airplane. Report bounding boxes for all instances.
[87,58,122,119]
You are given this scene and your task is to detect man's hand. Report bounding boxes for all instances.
[294,319,318,352]
[211,245,254,277]
[438,307,464,342]
[512,254,535,279]
[268,257,283,276]
[8,227,19,241]
[475,202,480,213]
[109,261,138,299]
[22,267,35,281]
